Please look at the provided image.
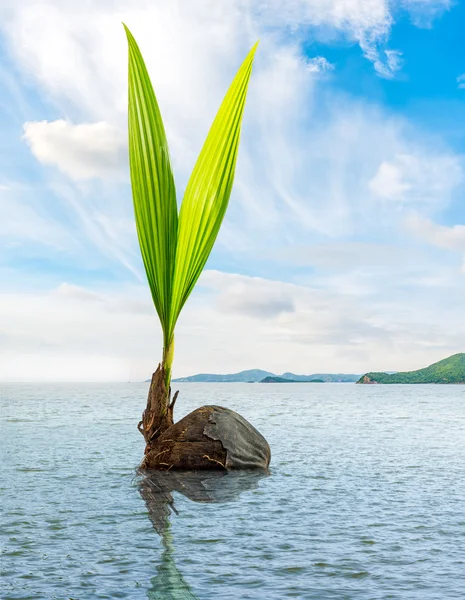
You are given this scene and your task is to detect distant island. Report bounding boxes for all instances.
[357,353,465,384]
[260,376,324,383]
[171,369,360,383]
[165,354,465,385]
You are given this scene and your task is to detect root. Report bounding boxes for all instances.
[151,449,170,461]
[169,390,179,411]
[203,454,226,469]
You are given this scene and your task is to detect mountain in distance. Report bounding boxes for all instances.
[172,370,360,383]
[261,376,324,383]
[357,353,465,384]
[172,369,275,383]
[282,372,360,383]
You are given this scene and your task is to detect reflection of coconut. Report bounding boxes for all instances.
[142,405,271,471]
[139,469,268,599]
[139,470,268,528]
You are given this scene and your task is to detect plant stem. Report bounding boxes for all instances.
[162,335,175,389]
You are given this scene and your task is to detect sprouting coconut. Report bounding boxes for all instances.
[124,25,270,471]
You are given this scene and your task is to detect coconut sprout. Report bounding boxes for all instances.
[124,26,266,465]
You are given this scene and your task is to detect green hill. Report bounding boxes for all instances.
[357,353,465,384]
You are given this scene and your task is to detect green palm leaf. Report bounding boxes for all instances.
[125,24,178,345]
[168,43,258,337]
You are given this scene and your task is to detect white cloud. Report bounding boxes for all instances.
[1,271,463,381]
[306,56,335,73]
[368,153,463,206]
[402,0,452,28]
[7,1,460,221]
[5,0,457,263]
[384,49,403,74]
[361,46,403,79]
[21,25,457,259]
[369,160,411,199]
[405,214,465,251]
[0,0,450,136]
[253,0,391,32]
[405,214,465,274]
[23,120,127,180]
[55,282,105,303]
[224,98,464,252]
[201,271,295,318]
[0,282,157,382]
[457,74,465,89]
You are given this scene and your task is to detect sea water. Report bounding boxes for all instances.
[1,382,464,599]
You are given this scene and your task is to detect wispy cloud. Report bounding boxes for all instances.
[361,45,403,79]
[306,56,335,74]
[402,0,452,28]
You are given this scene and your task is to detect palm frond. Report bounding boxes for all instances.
[168,43,258,336]
[125,24,178,344]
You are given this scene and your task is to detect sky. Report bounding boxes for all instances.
[0,0,464,382]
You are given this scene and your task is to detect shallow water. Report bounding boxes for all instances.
[1,382,465,599]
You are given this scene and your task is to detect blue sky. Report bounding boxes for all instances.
[0,0,464,381]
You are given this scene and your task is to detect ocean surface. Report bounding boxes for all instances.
[1,382,464,599]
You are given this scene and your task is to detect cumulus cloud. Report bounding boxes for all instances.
[457,74,465,90]
[369,159,411,199]
[23,120,127,180]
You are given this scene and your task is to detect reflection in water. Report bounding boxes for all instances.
[145,521,198,600]
[138,471,267,599]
